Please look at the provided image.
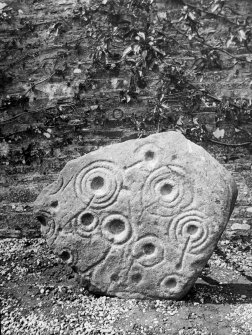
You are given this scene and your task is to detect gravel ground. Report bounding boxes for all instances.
[1,233,252,335]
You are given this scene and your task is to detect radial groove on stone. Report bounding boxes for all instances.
[34,131,238,300]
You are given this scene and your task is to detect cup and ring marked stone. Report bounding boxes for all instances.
[34,131,238,299]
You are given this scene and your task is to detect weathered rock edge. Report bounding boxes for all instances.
[34,131,238,300]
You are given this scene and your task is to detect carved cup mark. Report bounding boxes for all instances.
[133,235,164,267]
[59,250,71,262]
[164,277,177,289]
[90,176,105,191]
[131,273,142,283]
[144,150,155,161]
[160,183,173,196]
[142,242,155,255]
[160,273,185,294]
[102,214,132,244]
[81,212,95,227]
[57,248,77,265]
[110,273,119,282]
[36,214,47,226]
[106,218,125,234]
[50,200,59,208]
[187,224,198,235]
[125,142,162,171]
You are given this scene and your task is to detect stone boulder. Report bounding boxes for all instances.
[34,131,238,299]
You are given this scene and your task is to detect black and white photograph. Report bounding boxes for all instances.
[0,0,252,334]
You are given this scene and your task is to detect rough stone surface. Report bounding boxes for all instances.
[34,131,238,299]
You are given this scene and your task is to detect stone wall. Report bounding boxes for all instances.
[0,0,251,238]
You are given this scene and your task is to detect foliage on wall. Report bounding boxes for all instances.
[0,0,252,165]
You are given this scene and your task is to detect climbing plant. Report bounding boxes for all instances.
[0,0,252,165]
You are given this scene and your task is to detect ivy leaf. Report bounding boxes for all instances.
[0,140,9,157]
[238,29,246,41]
[211,4,220,13]
[213,128,225,139]
[226,34,234,47]
[188,11,196,21]
[73,68,82,74]
[246,55,252,62]
[158,12,167,19]
[111,78,118,89]
[142,50,148,59]
[188,33,195,41]
[132,44,141,54]
[151,45,166,56]
[204,27,216,35]
[137,32,145,40]
[176,115,183,126]
[161,103,170,110]
[193,117,199,125]
[0,3,7,13]
[122,45,132,58]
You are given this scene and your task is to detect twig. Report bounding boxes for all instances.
[204,93,249,111]
[23,72,55,96]
[166,20,247,63]
[0,111,37,125]
[183,1,241,27]
[208,139,252,146]
[0,107,54,125]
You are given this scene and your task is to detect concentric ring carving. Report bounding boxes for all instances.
[168,210,210,254]
[142,165,193,217]
[73,211,99,238]
[75,160,123,209]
